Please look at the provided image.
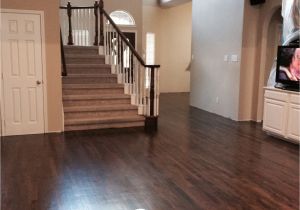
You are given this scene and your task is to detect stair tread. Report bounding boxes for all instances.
[63,94,131,100]
[65,115,145,125]
[64,45,98,50]
[65,54,104,58]
[66,64,111,68]
[64,74,117,78]
[63,84,123,89]
[64,104,137,112]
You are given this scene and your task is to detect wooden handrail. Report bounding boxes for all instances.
[101,9,160,68]
[60,29,67,76]
[60,6,94,9]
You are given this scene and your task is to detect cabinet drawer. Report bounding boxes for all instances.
[265,90,288,102]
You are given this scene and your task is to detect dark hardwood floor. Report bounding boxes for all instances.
[1,93,299,210]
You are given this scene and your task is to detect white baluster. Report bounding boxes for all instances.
[123,42,126,83]
[129,50,133,94]
[130,55,136,105]
[80,9,83,46]
[103,17,107,56]
[83,9,87,46]
[79,9,82,46]
[75,10,78,45]
[109,23,112,64]
[88,9,91,46]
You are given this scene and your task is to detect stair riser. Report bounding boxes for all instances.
[64,48,98,55]
[67,68,111,75]
[63,77,117,84]
[66,58,105,64]
[64,121,144,131]
[63,98,131,106]
[63,88,124,95]
[65,110,138,119]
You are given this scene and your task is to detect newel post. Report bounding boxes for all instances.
[93,1,99,46]
[99,0,104,46]
[67,2,73,45]
[145,67,158,132]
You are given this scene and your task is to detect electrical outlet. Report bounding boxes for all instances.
[224,55,229,62]
[231,54,239,62]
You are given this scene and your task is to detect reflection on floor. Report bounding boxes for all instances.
[2,93,299,210]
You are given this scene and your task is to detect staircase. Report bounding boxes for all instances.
[60,0,160,132]
[62,45,145,131]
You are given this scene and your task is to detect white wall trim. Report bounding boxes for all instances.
[0,9,49,135]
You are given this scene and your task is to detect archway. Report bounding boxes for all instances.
[256,5,282,121]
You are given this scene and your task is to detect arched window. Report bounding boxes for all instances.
[110,10,135,26]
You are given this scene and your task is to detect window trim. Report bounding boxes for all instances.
[109,10,136,27]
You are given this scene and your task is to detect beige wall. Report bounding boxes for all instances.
[142,5,162,63]
[190,0,245,120]
[238,0,282,121]
[143,2,192,93]
[238,1,262,121]
[60,0,143,53]
[2,0,63,132]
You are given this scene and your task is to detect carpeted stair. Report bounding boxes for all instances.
[62,45,144,131]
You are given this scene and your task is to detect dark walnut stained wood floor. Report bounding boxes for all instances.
[1,93,299,210]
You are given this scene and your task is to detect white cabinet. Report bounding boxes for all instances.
[263,99,287,136]
[263,87,300,143]
[287,104,300,140]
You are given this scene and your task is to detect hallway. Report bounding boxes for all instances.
[1,93,299,210]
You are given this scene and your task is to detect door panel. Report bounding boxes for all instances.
[1,12,45,136]
[263,99,286,136]
[287,104,300,141]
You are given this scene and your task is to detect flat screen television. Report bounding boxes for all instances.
[276,46,300,91]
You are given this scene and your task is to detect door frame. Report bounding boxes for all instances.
[119,28,137,51]
[0,9,48,136]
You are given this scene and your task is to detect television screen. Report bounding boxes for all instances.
[276,46,300,85]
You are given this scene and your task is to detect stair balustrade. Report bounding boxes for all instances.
[60,0,160,131]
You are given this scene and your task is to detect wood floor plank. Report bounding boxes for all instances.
[1,93,299,210]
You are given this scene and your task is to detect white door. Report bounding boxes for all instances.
[1,12,45,136]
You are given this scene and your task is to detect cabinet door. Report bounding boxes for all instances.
[263,99,287,136]
[287,104,300,142]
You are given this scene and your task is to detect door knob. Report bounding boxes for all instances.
[36,80,42,85]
